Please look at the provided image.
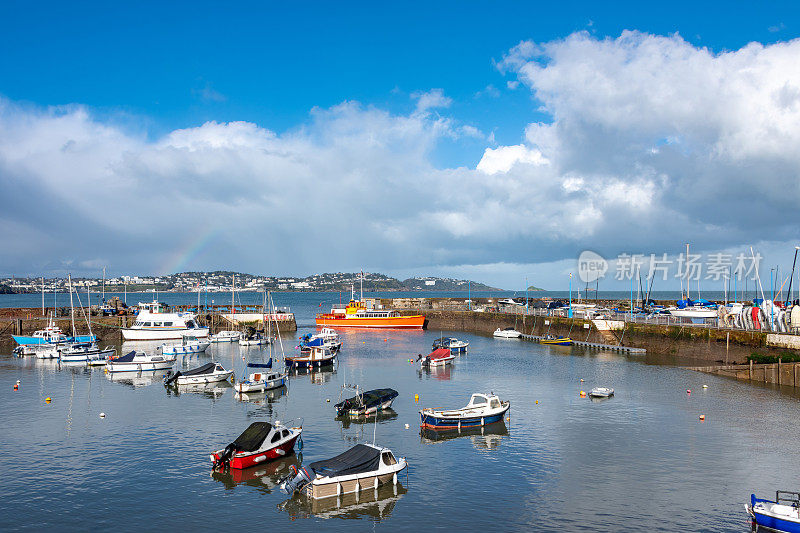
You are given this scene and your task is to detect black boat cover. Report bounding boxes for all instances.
[231,422,273,452]
[182,362,217,376]
[247,359,272,369]
[309,444,381,477]
[115,351,138,362]
[335,388,398,413]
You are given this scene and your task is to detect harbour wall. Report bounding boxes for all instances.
[386,299,798,365]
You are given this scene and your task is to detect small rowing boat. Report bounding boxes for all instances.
[419,393,510,430]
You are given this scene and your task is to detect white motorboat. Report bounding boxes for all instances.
[280,443,407,500]
[589,387,614,398]
[59,342,115,365]
[432,337,469,354]
[209,330,240,343]
[493,327,522,338]
[165,362,234,386]
[106,350,177,372]
[161,335,210,355]
[121,300,209,341]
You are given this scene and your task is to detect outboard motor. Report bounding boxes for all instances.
[280,465,314,495]
[213,443,239,469]
[164,370,181,386]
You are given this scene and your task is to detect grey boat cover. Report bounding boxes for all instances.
[183,362,217,376]
[335,388,398,414]
[230,422,273,452]
[309,444,381,477]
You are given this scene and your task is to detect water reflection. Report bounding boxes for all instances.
[235,385,288,404]
[418,365,453,381]
[167,381,232,398]
[420,421,509,450]
[106,369,170,388]
[289,366,337,385]
[337,409,398,429]
[278,482,408,521]
[211,454,300,493]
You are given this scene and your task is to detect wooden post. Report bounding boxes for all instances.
[725,332,729,364]
[779,358,782,386]
[749,359,753,380]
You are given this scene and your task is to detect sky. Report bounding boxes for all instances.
[2,1,800,290]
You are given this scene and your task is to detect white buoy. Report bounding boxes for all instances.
[404,423,410,429]
[99,412,106,418]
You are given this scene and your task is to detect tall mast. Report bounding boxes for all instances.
[102,266,105,302]
[685,243,690,301]
[360,270,364,302]
[41,276,45,316]
[68,274,76,338]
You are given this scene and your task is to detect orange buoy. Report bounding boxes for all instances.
[45,397,51,403]
[579,390,586,398]
[699,414,706,421]
[13,384,18,391]
[414,394,419,403]
[535,400,538,404]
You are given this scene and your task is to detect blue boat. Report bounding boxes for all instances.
[419,393,510,430]
[432,337,469,354]
[12,317,95,346]
[747,492,800,532]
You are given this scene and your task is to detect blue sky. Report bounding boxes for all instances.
[1,1,800,289]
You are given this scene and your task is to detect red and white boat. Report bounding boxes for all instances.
[418,348,456,368]
[211,421,302,470]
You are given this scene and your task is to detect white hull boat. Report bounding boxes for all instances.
[209,330,240,343]
[419,393,510,429]
[667,307,717,319]
[235,370,287,393]
[121,300,208,341]
[493,327,522,338]
[106,351,177,372]
[280,443,407,500]
[419,348,455,368]
[589,387,614,398]
[60,343,116,364]
[161,336,211,355]
[166,362,234,386]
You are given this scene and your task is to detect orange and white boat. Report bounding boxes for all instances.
[316,299,425,329]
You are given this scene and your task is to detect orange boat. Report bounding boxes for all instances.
[316,299,425,329]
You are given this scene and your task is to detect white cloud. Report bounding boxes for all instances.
[411,88,452,112]
[477,144,548,174]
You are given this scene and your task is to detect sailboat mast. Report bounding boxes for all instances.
[360,270,364,302]
[102,266,105,302]
[41,276,45,316]
[68,274,76,338]
[685,243,690,301]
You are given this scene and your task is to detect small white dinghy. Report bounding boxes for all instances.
[165,362,234,386]
[589,387,614,398]
[493,327,522,338]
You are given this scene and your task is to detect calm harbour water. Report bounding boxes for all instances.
[1,292,797,531]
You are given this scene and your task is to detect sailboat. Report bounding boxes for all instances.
[235,293,288,393]
[59,276,116,365]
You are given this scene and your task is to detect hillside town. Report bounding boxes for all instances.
[1,271,499,294]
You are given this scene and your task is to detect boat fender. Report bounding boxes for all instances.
[297,436,303,451]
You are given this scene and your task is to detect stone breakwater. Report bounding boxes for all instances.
[383,298,799,365]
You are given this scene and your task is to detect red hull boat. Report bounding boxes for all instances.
[211,421,303,470]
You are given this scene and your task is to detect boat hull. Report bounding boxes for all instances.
[60,348,115,364]
[121,328,209,341]
[162,342,210,355]
[213,435,299,470]
[13,334,95,345]
[420,404,510,430]
[541,338,573,346]
[177,371,233,385]
[315,315,425,329]
[106,360,175,372]
[286,356,336,368]
[235,375,286,393]
[752,511,800,533]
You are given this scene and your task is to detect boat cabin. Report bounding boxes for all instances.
[467,393,503,410]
